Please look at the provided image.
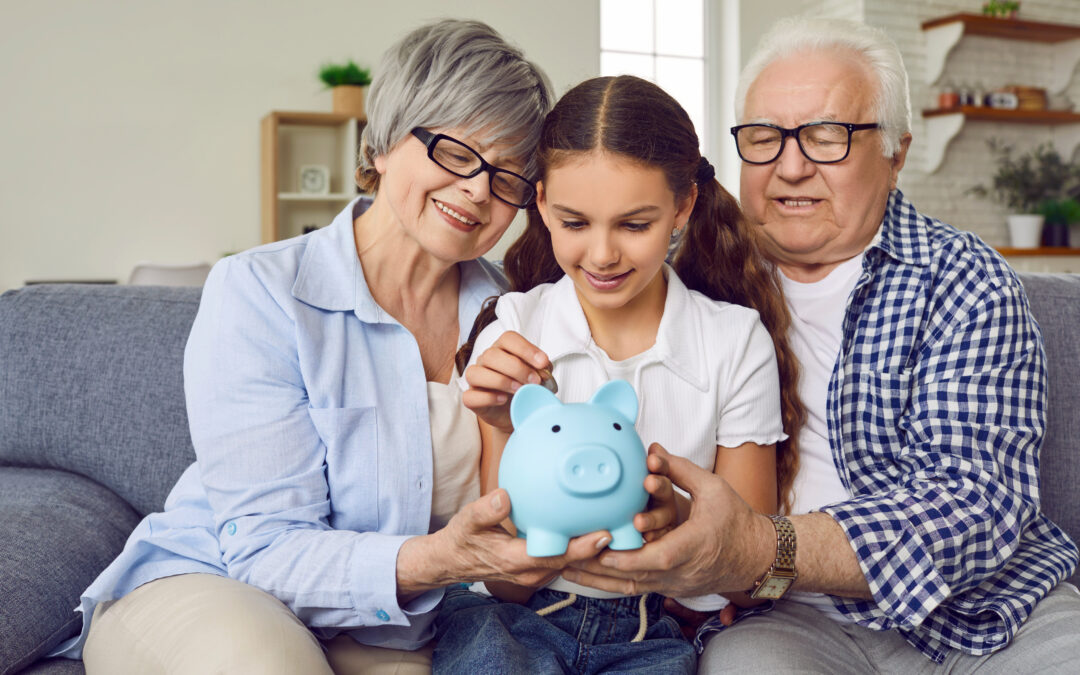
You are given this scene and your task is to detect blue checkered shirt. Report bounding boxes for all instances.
[696,190,1078,662]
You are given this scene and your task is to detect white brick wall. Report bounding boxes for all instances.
[796,0,1080,246]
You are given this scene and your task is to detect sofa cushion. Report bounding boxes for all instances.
[16,659,85,675]
[1019,272,1080,587]
[0,284,201,516]
[0,467,139,675]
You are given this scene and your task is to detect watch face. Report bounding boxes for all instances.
[751,574,794,600]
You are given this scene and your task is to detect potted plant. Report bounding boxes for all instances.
[319,60,372,117]
[968,140,1080,248]
[982,0,1020,19]
[1038,197,1080,247]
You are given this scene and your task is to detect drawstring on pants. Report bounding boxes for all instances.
[534,592,651,643]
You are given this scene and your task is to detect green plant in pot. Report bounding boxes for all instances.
[319,60,371,118]
[1038,197,1080,247]
[968,140,1080,248]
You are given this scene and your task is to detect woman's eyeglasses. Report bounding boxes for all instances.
[411,128,536,208]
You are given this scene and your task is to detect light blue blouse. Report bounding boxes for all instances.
[55,197,507,657]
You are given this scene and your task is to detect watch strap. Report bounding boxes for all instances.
[750,515,797,599]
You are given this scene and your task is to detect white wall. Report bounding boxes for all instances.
[0,1,599,291]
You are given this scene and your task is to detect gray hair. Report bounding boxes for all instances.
[735,17,911,158]
[358,19,554,191]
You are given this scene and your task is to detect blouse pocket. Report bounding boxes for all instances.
[308,406,379,532]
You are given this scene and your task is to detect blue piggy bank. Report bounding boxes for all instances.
[499,379,649,557]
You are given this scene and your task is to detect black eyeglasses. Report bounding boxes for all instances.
[730,122,881,164]
[411,128,536,208]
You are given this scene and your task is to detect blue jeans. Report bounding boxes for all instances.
[433,587,696,674]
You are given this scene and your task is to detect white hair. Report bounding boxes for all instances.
[735,17,911,158]
[359,19,554,190]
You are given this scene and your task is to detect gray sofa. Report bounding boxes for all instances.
[2,276,1079,674]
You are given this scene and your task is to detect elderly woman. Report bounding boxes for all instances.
[50,19,616,674]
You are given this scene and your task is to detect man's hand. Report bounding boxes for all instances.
[562,444,775,597]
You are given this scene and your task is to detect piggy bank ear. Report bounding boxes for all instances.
[510,383,562,428]
[588,379,638,424]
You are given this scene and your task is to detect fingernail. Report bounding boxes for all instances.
[527,373,540,385]
[491,494,502,510]
[510,381,521,392]
[532,353,547,368]
[496,394,508,404]
[595,536,611,549]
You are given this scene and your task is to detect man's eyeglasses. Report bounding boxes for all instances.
[730,122,881,165]
[411,128,536,208]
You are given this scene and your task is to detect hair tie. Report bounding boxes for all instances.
[696,156,715,183]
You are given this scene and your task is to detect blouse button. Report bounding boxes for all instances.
[375,609,390,622]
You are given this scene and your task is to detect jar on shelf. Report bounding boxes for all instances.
[973,82,987,107]
[938,81,960,109]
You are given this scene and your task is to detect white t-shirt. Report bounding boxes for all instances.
[466,266,787,610]
[778,253,863,622]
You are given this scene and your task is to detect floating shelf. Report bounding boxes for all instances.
[921,13,1080,92]
[920,107,1080,172]
[278,192,355,201]
[923,107,1080,124]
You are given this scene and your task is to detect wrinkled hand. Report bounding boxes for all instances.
[406,488,610,592]
[462,331,551,433]
[562,444,772,598]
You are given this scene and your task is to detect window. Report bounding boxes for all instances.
[600,0,706,151]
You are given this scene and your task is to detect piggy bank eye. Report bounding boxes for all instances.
[551,425,561,433]
[613,423,622,431]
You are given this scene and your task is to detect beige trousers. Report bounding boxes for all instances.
[83,573,433,675]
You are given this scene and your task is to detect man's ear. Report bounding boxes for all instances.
[889,133,912,190]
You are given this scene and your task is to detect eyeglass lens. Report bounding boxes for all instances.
[430,136,534,207]
[736,124,853,164]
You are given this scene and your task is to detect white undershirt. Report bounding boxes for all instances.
[779,254,864,623]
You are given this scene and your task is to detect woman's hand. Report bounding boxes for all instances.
[462,331,552,433]
[396,488,611,599]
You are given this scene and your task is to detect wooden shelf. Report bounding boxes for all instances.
[921,13,1080,91]
[997,247,1080,257]
[269,110,365,125]
[278,192,355,201]
[921,106,1080,172]
[921,14,1080,43]
[261,111,365,242]
[923,107,1080,124]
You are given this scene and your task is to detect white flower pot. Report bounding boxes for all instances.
[1006,214,1044,249]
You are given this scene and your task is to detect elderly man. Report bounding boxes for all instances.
[563,16,1080,672]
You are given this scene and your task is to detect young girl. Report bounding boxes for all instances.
[433,75,803,674]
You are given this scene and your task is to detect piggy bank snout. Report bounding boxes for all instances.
[558,445,623,496]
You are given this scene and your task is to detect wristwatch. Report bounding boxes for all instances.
[749,515,798,600]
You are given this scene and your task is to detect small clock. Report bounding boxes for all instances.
[299,165,330,195]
